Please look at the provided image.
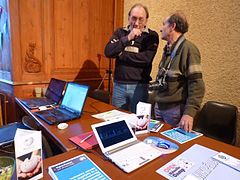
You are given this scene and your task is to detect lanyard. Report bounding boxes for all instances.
[157,36,186,80]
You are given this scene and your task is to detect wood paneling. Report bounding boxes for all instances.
[0,0,123,123]
[4,0,123,84]
[20,0,43,76]
[52,0,117,80]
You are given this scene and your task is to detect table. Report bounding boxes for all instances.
[15,97,240,179]
[15,97,115,152]
[43,131,240,179]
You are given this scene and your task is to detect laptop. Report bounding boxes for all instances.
[34,82,89,125]
[0,122,29,148]
[20,78,66,109]
[91,119,162,173]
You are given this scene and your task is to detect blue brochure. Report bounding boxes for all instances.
[161,127,203,144]
[48,154,111,180]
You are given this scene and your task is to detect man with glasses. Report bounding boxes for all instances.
[104,3,159,113]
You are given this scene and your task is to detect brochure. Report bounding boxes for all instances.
[156,144,240,180]
[159,156,195,179]
[14,128,43,180]
[92,109,130,121]
[135,115,150,135]
[213,152,240,172]
[161,127,203,144]
[125,114,150,135]
[48,154,111,180]
[149,120,163,132]
[136,101,152,118]
[92,110,150,135]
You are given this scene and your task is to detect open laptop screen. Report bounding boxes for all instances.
[95,120,133,148]
[45,78,66,103]
[61,83,89,114]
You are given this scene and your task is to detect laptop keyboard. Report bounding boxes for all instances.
[22,98,56,109]
[109,142,161,172]
[49,109,73,121]
[35,108,75,124]
[49,108,72,117]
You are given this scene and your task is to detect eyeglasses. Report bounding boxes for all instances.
[130,16,145,24]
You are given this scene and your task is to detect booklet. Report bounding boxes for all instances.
[92,109,130,121]
[48,154,111,180]
[124,114,150,135]
[161,127,203,144]
[14,128,43,180]
[92,110,150,135]
[149,120,163,132]
[134,115,150,135]
[136,101,152,118]
[213,152,240,172]
[69,131,98,150]
[156,144,240,180]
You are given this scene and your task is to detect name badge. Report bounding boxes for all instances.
[124,46,139,53]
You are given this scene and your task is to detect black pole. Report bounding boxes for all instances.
[107,58,112,94]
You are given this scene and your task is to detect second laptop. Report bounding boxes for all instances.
[35,82,89,125]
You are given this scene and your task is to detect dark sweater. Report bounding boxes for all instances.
[104,26,159,84]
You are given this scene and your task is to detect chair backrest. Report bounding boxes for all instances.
[194,101,238,145]
[91,89,110,104]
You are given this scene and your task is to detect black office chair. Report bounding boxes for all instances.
[194,101,238,145]
[91,89,110,104]
[22,116,53,158]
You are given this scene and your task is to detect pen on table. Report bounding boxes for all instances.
[80,134,93,143]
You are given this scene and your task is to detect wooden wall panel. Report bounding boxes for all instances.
[52,0,116,82]
[54,0,73,69]
[5,0,123,85]
[19,0,44,80]
[42,0,53,78]
[0,0,124,124]
[4,0,123,85]
[72,1,89,69]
